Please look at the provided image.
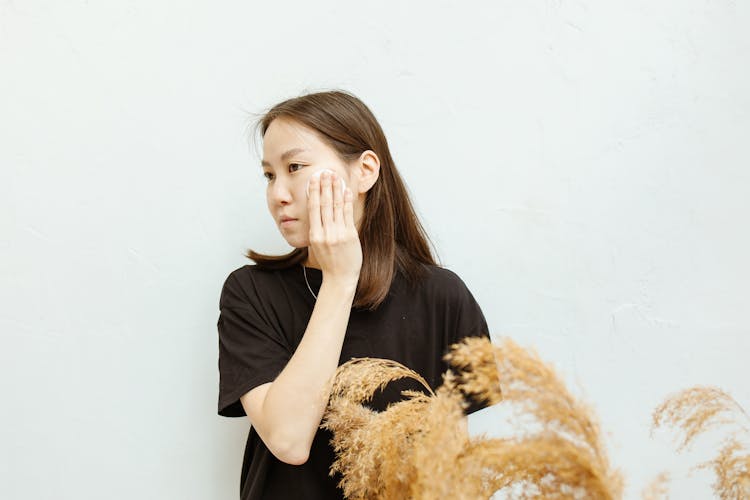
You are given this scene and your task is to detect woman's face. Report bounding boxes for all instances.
[261,117,361,248]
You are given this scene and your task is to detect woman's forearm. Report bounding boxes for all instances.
[261,277,357,462]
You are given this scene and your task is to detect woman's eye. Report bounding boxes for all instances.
[262,164,302,182]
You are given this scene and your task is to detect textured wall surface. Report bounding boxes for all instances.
[1,1,748,498]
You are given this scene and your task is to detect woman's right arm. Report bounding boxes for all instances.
[240,169,362,465]
[239,278,355,464]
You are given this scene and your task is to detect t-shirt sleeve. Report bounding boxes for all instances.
[443,271,493,416]
[216,270,291,417]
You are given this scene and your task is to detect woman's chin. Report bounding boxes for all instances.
[281,235,309,249]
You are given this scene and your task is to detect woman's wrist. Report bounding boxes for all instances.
[320,277,358,297]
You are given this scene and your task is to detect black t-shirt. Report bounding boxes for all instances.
[216,262,491,500]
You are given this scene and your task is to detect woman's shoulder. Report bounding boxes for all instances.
[419,263,469,286]
[222,264,269,290]
[219,264,293,307]
[224,263,274,281]
[409,263,473,300]
[224,263,298,283]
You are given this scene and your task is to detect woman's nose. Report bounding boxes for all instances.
[269,180,293,204]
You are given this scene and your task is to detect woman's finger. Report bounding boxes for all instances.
[307,171,322,234]
[320,170,334,232]
[343,186,354,229]
[332,175,344,225]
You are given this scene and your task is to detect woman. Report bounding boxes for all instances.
[217,90,491,499]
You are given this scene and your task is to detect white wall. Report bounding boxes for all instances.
[1,1,748,498]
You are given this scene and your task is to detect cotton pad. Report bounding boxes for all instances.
[306,169,346,199]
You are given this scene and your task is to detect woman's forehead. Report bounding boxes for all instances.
[263,118,328,162]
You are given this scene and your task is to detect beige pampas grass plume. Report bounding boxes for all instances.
[651,386,750,500]
[322,336,624,499]
[483,337,624,499]
[641,471,670,500]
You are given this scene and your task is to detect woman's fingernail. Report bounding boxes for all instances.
[306,171,323,198]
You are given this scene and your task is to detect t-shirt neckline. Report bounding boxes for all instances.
[300,264,323,286]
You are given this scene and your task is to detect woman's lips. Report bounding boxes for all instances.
[281,219,297,227]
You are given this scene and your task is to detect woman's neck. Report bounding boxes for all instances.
[303,248,321,270]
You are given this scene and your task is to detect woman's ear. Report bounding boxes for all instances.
[355,150,380,194]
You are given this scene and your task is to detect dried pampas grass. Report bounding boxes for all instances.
[321,336,748,499]
[321,336,623,499]
[641,471,670,500]
[651,386,750,500]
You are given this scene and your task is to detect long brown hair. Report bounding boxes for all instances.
[245,89,440,311]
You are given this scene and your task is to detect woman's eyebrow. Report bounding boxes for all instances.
[261,147,310,167]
